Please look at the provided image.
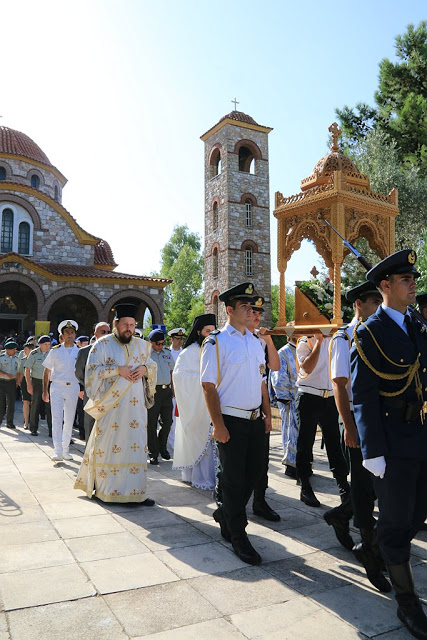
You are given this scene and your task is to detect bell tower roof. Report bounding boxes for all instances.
[201,110,272,141]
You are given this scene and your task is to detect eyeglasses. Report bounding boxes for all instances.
[99,330,109,334]
[155,341,165,346]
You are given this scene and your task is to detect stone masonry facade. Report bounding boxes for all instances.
[203,114,272,326]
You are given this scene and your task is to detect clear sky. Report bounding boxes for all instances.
[2,0,425,288]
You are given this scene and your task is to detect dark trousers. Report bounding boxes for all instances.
[30,378,51,434]
[147,385,173,458]
[348,446,376,529]
[217,415,265,538]
[373,457,427,565]
[253,432,270,499]
[75,397,84,431]
[83,392,95,442]
[296,393,348,481]
[0,379,16,425]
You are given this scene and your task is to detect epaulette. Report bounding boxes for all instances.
[51,344,61,349]
[29,347,39,355]
[203,329,220,347]
[253,333,260,340]
[333,325,349,340]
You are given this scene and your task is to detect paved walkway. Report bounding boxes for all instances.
[0,403,425,640]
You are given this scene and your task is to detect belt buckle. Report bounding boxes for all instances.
[162,384,168,389]
[322,390,329,399]
[250,410,257,420]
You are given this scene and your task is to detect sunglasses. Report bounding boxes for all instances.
[155,341,165,346]
[99,330,109,334]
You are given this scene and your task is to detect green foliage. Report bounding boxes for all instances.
[337,21,427,169]
[271,284,295,349]
[416,233,427,294]
[159,225,204,331]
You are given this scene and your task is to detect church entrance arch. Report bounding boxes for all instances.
[104,291,162,330]
[0,279,39,337]
[46,294,99,337]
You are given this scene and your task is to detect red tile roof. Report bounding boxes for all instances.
[94,239,117,267]
[218,111,260,126]
[0,126,51,166]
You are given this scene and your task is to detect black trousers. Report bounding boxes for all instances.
[30,378,51,434]
[373,457,427,565]
[0,379,16,426]
[147,385,173,458]
[295,392,348,481]
[347,445,376,530]
[83,391,95,442]
[216,414,265,538]
[253,432,270,499]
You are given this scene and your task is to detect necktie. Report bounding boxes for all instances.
[404,315,417,349]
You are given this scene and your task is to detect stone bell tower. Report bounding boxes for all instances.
[201,109,273,326]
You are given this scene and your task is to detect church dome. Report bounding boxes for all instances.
[218,110,260,126]
[313,150,359,175]
[0,126,51,166]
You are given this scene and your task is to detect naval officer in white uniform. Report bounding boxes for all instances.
[43,320,80,461]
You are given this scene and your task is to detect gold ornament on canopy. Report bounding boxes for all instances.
[272,123,399,336]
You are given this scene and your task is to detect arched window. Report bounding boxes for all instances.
[18,222,30,254]
[0,167,6,181]
[54,185,59,201]
[213,295,218,320]
[213,202,218,230]
[209,147,222,179]
[31,174,40,189]
[213,247,219,279]
[245,247,253,276]
[239,146,255,174]
[1,208,14,252]
[245,200,252,227]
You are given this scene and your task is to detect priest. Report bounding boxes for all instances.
[74,304,157,504]
[172,314,217,489]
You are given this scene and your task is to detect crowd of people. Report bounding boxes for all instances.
[1,248,427,640]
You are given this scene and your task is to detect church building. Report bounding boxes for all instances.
[0,126,170,337]
[201,110,272,326]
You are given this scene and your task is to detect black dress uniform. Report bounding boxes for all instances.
[351,249,427,640]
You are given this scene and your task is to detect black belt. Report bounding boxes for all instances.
[156,384,171,389]
[0,378,14,382]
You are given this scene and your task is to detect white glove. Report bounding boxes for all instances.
[363,456,386,479]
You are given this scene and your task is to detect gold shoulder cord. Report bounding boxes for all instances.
[352,320,422,399]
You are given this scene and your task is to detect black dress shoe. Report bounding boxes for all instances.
[30,432,39,436]
[397,604,427,639]
[6,424,16,429]
[140,498,155,506]
[231,535,262,565]
[160,450,171,460]
[149,457,159,465]
[300,483,320,507]
[324,509,354,551]
[213,507,231,542]
[284,465,297,479]
[253,499,281,522]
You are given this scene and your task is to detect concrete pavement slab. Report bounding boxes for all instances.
[0,540,74,573]
[7,597,128,640]
[111,506,185,530]
[0,520,59,546]
[313,582,400,637]
[52,514,127,539]
[81,552,179,593]
[65,531,150,562]
[134,522,212,551]
[41,498,106,520]
[188,566,298,615]
[0,504,48,527]
[133,618,246,640]
[0,564,96,610]
[105,581,220,636]
[155,542,245,579]
[228,596,322,638]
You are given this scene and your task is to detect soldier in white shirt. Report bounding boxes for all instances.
[43,320,80,462]
[296,331,349,508]
[201,282,271,566]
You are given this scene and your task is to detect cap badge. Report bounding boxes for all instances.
[245,284,254,294]
[254,298,263,308]
[408,251,416,265]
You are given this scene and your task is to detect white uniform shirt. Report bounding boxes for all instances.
[200,323,266,410]
[330,317,357,402]
[170,347,182,362]
[296,336,333,393]
[43,345,80,383]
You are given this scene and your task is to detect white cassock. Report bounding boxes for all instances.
[167,346,182,451]
[74,334,156,503]
[172,342,217,490]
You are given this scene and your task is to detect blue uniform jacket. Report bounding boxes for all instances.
[350,305,427,461]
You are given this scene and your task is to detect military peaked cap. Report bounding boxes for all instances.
[219,282,255,304]
[366,249,420,285]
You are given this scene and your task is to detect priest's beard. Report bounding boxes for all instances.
[113,327,132,344]
[196,334,204,346]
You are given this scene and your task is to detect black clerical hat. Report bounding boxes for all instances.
[114,304,138,320]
